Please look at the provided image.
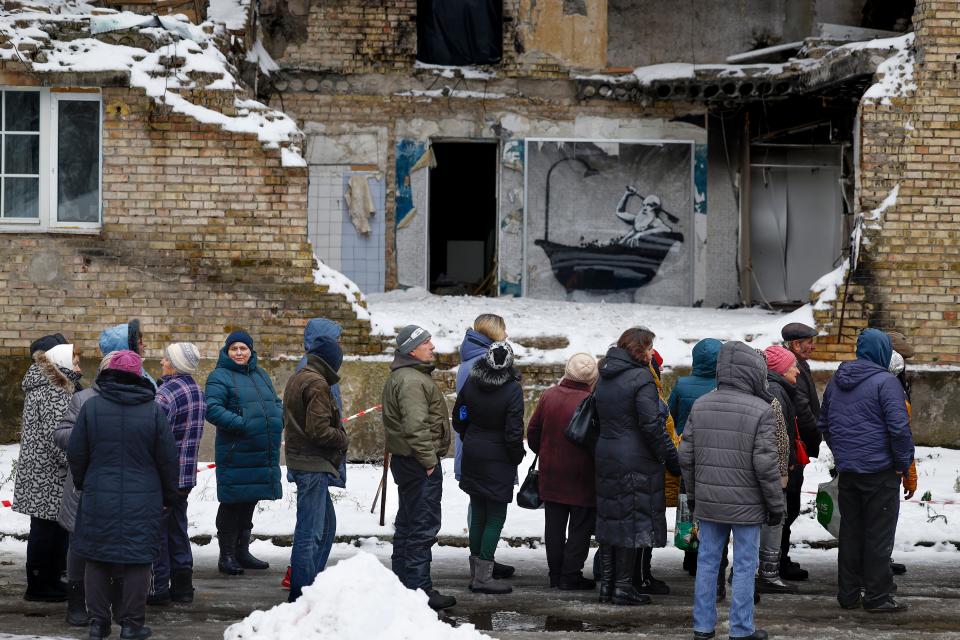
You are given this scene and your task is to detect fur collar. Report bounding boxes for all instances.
[30,350,79,395]
[469,358,519,390]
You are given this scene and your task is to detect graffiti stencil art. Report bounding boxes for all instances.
[524,139,695,304]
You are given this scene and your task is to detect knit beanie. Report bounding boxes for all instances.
[225,330,254,350]
[485,341,514,370]
[564,352,598,385]
[99,352,116,372]
[108,350,142,375]
[396,325,430,355]
[45,343,75,372]
[764,345,796,375]
[30,333,67,356]
[166,342,201,375]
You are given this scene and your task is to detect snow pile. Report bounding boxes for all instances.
[810,260,848,311]
[866,184,900,223]
[314,261,371,321]
[0,5,305,166]
[413,61,496,80]
[223,551,491,640]
[857,33,916,105]
[364,287,814,368]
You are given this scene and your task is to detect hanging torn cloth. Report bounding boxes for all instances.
[416,0,503,65]
[346,175,377,235]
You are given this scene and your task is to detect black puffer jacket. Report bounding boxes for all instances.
[452,360,525,504]
[593,347,681,548]
[68,369,179,564]
[767,370,802,491]
[794,358,822,458]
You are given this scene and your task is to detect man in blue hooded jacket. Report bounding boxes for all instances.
[818,328,914,613]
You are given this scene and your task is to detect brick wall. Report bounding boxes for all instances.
[813,1,960,365]
[0,86,379,359]
[275,0,594,77]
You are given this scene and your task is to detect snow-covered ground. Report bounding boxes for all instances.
[364,288,818,369]
[1,444,957,549]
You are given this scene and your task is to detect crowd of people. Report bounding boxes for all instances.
[11,312,917,640]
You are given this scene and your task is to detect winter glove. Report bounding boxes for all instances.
[765,511,784,526]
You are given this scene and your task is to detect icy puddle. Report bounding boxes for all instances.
[444,610,641,633]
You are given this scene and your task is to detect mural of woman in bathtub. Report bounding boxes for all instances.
[615,186,682,246]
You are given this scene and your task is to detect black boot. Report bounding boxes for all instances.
[492,561,515,579]
[683,550,698,576]
[611,548,651,606]
[218,532,244,576]
[170,569,195,603]
[236,530,269,570]
[67,580,88,626]
[730,630,768,640]
[24,563,67,602]
[779,556,808,581]
[598,544,614,603]
[635,547,670,595]
[89,618,111,640]
[119,622,152,639]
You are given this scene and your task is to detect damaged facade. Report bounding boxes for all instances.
[248,0,953,364]
[0,3,379,361]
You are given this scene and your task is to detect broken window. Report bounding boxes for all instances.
[417,0,503,66]
[0,88,102,231]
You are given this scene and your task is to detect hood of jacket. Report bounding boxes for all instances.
[390,351,435,375]
[215,346,259,373]
[459,329,493,363]
[598,346,644,379]
[469,358,519,390]
[691,338,722,378]
[856,328,893,369]
[95,368,157,405]
[304,318,342,351]
[833,358,890,391]
[98,321,141,356]
[716,341,772,402]
[22,350,80,395]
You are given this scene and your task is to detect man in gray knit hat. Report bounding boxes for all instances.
[381,325,454,610]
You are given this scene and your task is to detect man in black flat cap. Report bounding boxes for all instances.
[779,322,822,581]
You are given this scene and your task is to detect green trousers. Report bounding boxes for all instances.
[468,497,508,561]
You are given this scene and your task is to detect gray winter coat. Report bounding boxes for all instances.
[678,342,784,525]
[53,385,99,532]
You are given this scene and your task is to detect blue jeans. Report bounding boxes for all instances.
[288,469,337,601]
[694,519,761,638]
[152,491,192,594]
[390,455,442,591]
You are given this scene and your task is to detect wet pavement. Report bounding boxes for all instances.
[0,540,958,639]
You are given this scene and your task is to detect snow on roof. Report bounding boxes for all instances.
[224,551,491,640]
[578,31,915,93]
[811,259,848,311]
[0,3,305,166]
[206,0,251,32]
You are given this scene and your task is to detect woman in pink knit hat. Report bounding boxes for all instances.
[758,345,801,596]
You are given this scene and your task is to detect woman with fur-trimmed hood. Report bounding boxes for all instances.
[452,341,525,595]
[13,342,82,602]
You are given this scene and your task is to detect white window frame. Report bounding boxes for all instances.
[0,87,46,227]
[0,87,103,233]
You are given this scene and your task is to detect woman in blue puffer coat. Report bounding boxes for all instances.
[205,331,283,576]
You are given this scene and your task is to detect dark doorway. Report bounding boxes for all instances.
[429,141,498,295]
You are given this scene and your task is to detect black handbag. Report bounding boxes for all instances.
[564,393,599,450]
[516,455,543,509]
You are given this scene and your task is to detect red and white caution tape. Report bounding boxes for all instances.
[342,404,382,424]
[1,499,11,508]
[197,462,217,473]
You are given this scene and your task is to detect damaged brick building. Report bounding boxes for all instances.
[247,0,954,366]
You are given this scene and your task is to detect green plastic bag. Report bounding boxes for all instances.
[816,475,841,538]
[674,493,699,551]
